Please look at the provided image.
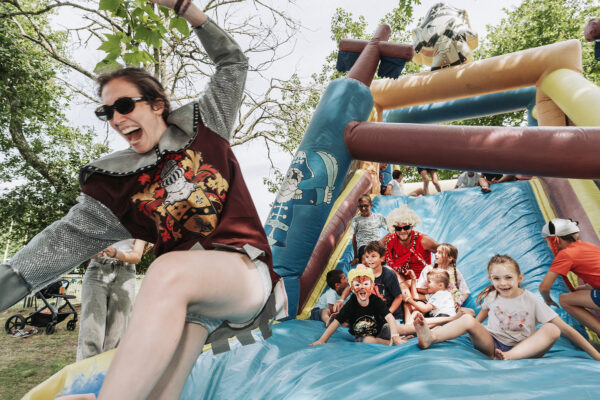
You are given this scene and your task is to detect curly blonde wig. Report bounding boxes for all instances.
[386,204,421,232]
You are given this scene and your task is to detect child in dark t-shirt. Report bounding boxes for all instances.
[309,266,408,346]
[364,241,404,321]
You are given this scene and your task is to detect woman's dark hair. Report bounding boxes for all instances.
[96,67,171,122]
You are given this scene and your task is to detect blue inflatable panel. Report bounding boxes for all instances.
[383,87,537,125]
[265,78,373,315]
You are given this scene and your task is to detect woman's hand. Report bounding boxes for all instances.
[104,246,118,258]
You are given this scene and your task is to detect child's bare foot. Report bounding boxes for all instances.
[494,348,507,360]
[414,312,434,349]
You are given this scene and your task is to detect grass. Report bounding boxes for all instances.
[0,304,80,400]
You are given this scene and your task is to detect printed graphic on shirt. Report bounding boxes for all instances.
[353,315,378,337]
[493,306,528,331]
[131,150,229,242]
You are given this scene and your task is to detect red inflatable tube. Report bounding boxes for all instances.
[297,171,372,314]
[344,121,600,179]
[340,39,414,60]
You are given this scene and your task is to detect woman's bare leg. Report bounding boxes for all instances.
[98,250,265,400]
[497,323,560,360]
[430,171,441,193]
[420,170,430,195]
[147,323,208,400]
[414,312,494,357]
[559,290,600,336]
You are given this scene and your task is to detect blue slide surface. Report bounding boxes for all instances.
[57,182,600,399]
[178,181,599,399]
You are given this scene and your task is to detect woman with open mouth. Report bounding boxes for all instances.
[0,1,286,399]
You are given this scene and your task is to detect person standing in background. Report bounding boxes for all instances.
[77,239,146,360]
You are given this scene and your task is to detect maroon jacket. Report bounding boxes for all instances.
[82,109,278,287]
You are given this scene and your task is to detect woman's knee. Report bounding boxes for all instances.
[143,255,187,295]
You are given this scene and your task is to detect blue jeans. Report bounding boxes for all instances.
[76,257,136,361]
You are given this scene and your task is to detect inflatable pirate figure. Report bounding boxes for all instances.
[412,2,478,70]
[265,150,338,247]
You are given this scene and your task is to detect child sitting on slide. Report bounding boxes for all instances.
[407,270,456,318]
[413,255,600,361]
[309,270,349,325]
[416,243,475,316]
[309,266,407,346]
[336,241,404,321]
[538,218,600,338]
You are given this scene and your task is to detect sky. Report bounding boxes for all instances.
[51,0,522,222]
[229,0,522,221]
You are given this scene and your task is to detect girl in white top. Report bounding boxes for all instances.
[413,254,600,361]
[417,244,472,314]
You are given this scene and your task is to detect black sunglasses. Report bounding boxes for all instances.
[394,225,412,231]
[95,97,146,121]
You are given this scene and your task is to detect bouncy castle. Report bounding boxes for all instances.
[24,4,600,399]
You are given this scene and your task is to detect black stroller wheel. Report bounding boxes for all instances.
[66,320,76,331]
[5,314,26,334]
[45,323,56,335]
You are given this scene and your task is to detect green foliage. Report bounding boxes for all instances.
[0,7,109,257]
[95,1,184,72]
[457,0,600,129]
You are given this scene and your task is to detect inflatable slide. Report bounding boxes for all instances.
[29,182,600,399]
[22,6,600,399]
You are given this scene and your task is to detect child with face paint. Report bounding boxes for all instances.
[413,255,600,361]
[309,265,407,346]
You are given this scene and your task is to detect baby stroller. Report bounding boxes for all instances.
[4,280,78,335]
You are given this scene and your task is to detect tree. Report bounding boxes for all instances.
[457,0,600,129]
[0,4,109,255]
[0,0,303,151]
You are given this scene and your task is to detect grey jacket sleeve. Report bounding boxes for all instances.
[0,193,132,311]
[194,18,248,141]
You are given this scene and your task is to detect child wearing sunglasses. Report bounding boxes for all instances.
[0,1,286,399]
